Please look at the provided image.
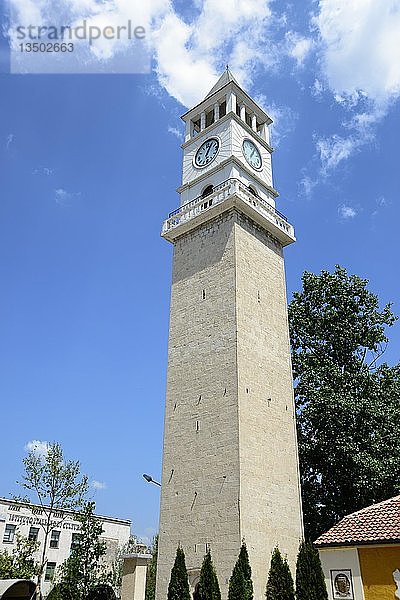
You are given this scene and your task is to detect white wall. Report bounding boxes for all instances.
[319,547,365,600]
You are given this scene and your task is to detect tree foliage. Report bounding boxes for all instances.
[167,547,191,600]
[265,547,294,600]
[87,584,116,600]
[289,266,400,539]
[17,441,88,597]
[109,534,144,595]
[295,541,328,600]
[197,550,221,600]
[145,535,158,600]
[0,534,39,579]
[56,501,108,600]
[228,542,253,600]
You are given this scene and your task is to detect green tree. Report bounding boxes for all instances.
[295,541,328,600]
[228,542,253,600]
[289,266,400,539]
[145,535,158,600]
[0,534,39,579]
[197,550,221,600]
[265,548,294,600]
[109,535,143,595]
[17,441,88,599]
[56,501,108,600]
[167,547,190,600]
[46,585,62,600]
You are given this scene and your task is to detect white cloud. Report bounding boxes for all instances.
[153,0,276,105]
[285,31,313,66]
[167,125,182,139]
[25,440,49,457]
[6,134,15,149]
[299,175,318,198]
[311,79,324,98]
[338,204,357,219]
[55,188,80,206]
[9,0,278,107]
[32,167,53,176]
[314,0,400,108]
[316,134,362,173]
[310,0,400,173]
[91,480,106,490]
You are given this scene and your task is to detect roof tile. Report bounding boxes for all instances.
[314,495,400,547]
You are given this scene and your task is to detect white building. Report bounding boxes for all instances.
[0,497,131,596]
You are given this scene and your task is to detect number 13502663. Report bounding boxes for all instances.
[19,42,74,52]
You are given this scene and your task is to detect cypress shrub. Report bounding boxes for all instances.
[197,550,221,600]
[228,542,253,600]
[265,547,295,600]
[167,547,191,600]
[296,541,328,600]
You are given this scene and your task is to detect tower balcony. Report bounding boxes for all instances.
[161,178,295,246]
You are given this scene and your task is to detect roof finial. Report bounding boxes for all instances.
[226,64,229,71]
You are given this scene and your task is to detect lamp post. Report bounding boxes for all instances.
[142,473,161,487]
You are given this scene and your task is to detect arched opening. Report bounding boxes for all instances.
[193,583,201,600]
[0,580,36,600]
[202,185,214,198]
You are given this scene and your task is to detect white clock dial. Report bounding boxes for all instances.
[194,138,220,168]
[242,139,262,170]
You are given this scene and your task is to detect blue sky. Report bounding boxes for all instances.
[1,0,400,543]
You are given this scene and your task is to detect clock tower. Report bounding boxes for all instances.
[156,69,303,600]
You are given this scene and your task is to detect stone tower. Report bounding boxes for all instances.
[156,69,303,600]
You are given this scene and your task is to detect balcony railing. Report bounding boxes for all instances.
[162,178,293,239]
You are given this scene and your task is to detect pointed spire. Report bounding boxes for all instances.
[205,67,240,99]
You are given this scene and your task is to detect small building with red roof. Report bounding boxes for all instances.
[314,495,400,600]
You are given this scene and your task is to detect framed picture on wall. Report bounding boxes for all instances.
[330,570,354,599]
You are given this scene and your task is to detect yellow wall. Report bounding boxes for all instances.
[358,546,400,600]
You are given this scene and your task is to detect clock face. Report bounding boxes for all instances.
[194,138,220,168]
[242,139,262,170]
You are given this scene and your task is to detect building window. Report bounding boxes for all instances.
[70,533,82,551]
[50,530,60,549]
[201,185,214,198]
[192,118,201,136]
[29,527,39,542]
[245,111,252,128]
[3,524,16,543]
[205,110,214,128]
[45,562,56,581]
[219,100,226,117]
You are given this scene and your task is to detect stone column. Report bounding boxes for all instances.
[226,91,236,114]
[185,119,191,142]
[121,553,152,600]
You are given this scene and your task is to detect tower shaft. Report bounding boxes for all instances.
[156,207,303,600]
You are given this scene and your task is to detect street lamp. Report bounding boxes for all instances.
[143,473,161,487]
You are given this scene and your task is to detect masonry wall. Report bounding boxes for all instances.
[156,209,303,600]
[235,213,303,598]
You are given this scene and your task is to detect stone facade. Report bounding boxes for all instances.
[0,497,131,597]
[156,209,303,600]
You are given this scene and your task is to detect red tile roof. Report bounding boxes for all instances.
[314,495,400,547]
